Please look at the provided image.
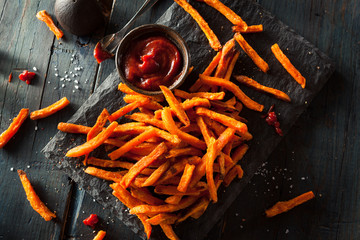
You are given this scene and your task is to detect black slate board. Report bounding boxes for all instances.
[43,0,334,239]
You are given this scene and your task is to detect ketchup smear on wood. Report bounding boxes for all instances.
[83,214,99,228]
[19,70,36,85]
[264,105,283,136]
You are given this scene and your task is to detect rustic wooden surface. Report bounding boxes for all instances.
[0,0,358,239]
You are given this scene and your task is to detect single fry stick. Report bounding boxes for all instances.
[155,185,201,196]
[196,107,248,134]
[17,170,56,221]
[190,52,222,92]
[165,195,183,205]
[202,0,248,30]
[123,94,163,110]
[160,223,180,240]
[218,153,226,178]
[8,72,12,83]
[126,112,167,130]
[142,161,171,187]
[66,122,118,157]
[130,196,199,214]
[85,167,123,182]
[131,187,164,205]
[120,142,167,188]
[224,51,240,81]
[93,230,106,240]
[234,32,269,73]
[180,123,201,133]
[105,139,158,156]
[0,108,29,148]
[215,39,237,78]
[108,98,150,122]
[177,197,210,222]
[165,147,203,158]
[177,164,196,193]
[174,89,225,101]
[226,144,249,174]
[160,85,190,126]
[87,109,110,141]
[223,165,243,186]
[265,191,315,217]
[108,128,156,160]
[36,10,63,39]
[162,108,206,150]
[234,75,291,102]
[233,24,263,33]
[147,213,178,225]
[205,137,218,202]
[118,83,164,102]
[199,74,264,112]
[196,116,215,145]
[174,0,221,51]
[30,97,70,120]
[271,43,306,88]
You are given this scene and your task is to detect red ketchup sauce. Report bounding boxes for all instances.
[122,36,182,91]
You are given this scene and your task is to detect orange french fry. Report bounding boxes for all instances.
[174,0,221,51]
[271,43,306,88]
[233,24,263,33]
[108,128,157,160]
[126,112,168,130]
[199,74,264,112]
[123,94,163,110]
[17,170,56,221]
[0,108,29,148]
[218,153,226,178]
[108,98,150,122]
[165,147,203,158]
[226,144,249,174]
[179,123,201,133]
[160,223,180,240]
[138,106,155,117]
[235,75,291,102]
[165,195,183,205]
[265,191,315,217]
[131,187,164,205]
[196,107,248,134]
[87,108,110,141]
[147,213,178,225]
[160,85,190,126]
[142,161,171,187]
[234,32,269,73]
[93,230,106,240]
[104,139,158,156]
[8,72,13,83]
[215,39,237,78]
[202,0,247,30]
[118,83,164,102]
[130,196,199,214]
[157,158,190,184]
[177,164,196,193]
[177,197,210,222]
[30,97,70,120]
[66,122,118,157]
[162,107,206,150]
[224,51,240,81]
[36,10,63,39]
[120,142,168,188]
[196,116,216,146]
[205,137,218,202]
[155,185,200,196]
[85,167,123,182]
[190,52,222,92]
[223,165,243,186]
[174,89,225,101]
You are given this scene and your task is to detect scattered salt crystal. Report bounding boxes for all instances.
[93,199,96,202]
[285,229,289,234]
[71,58,74,61]
[64,71,67,74]
[301,177,305,180]
[35,126,38,131]
[54,68,58,71]
[74,80,79,84]
[64,75,68,78]
[27,165,30,169]
[62,84,65,88]
[60,78,64,81]
[55,73,59,77]
[290,185,293,189]
[235,213,239,216]
[72,90,75,93]
[33,67,37,71]
[48,81,50,84]
[54,87,57,90]
[10,167,14,171]
[72,74,75,77]
[75,85,79,90]
[240,225,243,229]
[70,71,73,74]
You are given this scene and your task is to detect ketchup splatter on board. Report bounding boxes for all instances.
[83,213,99,228]
[263,105,283,136]
[94,42,114,64]
[19,70,36,85]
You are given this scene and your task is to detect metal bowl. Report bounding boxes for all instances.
[115,24,191,95]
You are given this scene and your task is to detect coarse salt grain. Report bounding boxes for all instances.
[10,167,14,171]
[75,85,79,90]
[62,84,65,88]
[33,67,37,71]
[74,80,79,84]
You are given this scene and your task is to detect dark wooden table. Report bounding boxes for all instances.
[0,0,358,239]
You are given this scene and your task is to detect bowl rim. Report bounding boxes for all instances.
[115,24,191,96]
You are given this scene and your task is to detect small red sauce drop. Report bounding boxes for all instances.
[83,214,99,228]
[264,105,283,136]
[19,70,36,85]
[122,36,182,91]
[94,42,114,64]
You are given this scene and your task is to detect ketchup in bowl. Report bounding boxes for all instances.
[122,36,183,91]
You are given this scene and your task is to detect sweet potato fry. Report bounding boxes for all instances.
[155,185,201,196]
[8,72,12,83]
[177,197,210,222]
[224,51,240,81]
[174,89,225,100]
[123,94,163,110]
[93,230,106,240]
[223,165,243,186]
[147,213,178,225]
[142,161,171,187]
[87,109,110,141]
[36,10,63,39]
[265,191,315,217]
[177,164,196,193]
[162,108,206,150]
[157,158,191,184]
[131,187,164,205]
[234,75,291,102]
[174,0,221,51]
[118,83,164,102]
[234,32,269,72]
[160,223,180,240]
[196,107,248,134]
[205,138,218,202]
[199,74,264,112]
[0,108,29,148]
[130,196,199,214]
[190,52,222,92]
[271,43,306,88]
[121,142,167,188]
[30,97,70,120]
[108,98,150,122]
[233,24,263,33]
[226,144,249,174]
[104,139,158,156]
[201,0,247,30]
[85,167,123,182]
[126,112,168,130]
[215,39,237,78]
[160,85,190,126]
[66,122,118,157]
[196,116,216,145]
[17,170,56,221]
[165,147,203,158]
[165,195,183,205]
[179,123,201,133]
[108,128,157,160]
